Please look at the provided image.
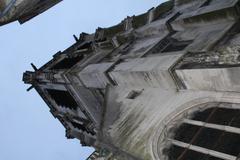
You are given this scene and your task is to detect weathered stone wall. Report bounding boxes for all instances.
[0,0,61,26]
[0,0,7,12]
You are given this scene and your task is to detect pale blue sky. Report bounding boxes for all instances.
[0,1,165,160]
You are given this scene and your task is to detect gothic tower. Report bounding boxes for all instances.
[23,0,240,159]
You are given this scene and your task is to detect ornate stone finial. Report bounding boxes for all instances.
[22,71,36,85]
[22,71,36,91]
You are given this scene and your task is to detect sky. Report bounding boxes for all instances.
[0,1,166,160]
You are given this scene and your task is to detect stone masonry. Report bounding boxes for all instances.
[0,0,61,26]
[23,0,240,159]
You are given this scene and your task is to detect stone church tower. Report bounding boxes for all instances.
[0,0,61,26]
[23,0,240,159]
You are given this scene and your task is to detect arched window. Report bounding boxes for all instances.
[160,103,240,160]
